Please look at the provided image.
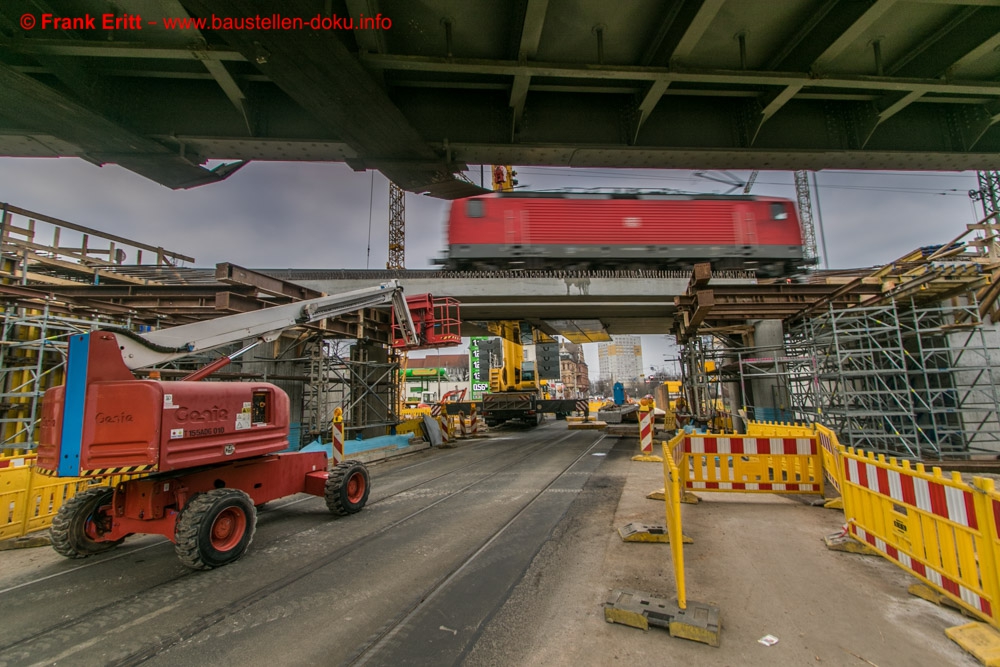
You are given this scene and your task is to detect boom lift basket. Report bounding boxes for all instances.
[393,295,461,349]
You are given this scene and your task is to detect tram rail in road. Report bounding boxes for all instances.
[0,421,977,666]
[0,423,613,667]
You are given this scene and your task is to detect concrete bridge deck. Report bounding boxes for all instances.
[265,268,756,339]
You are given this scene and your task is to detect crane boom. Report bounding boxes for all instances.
[794,170,819,262]
[114,280,418,370]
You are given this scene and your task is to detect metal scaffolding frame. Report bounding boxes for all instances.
[779,296,1000,458]
[687,295,1000,460]
[301,337,401,443]
[0,204,411,452]
[680,335,725,423]
[0,306,139,448]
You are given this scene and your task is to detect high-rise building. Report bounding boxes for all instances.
[597,335,643,383]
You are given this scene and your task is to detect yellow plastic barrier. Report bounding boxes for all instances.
[662,409,677,431]
[972,477,1000,628]
[400,407,432,420]
[394,418,425,438]
[745,420,816,437]
[839,447,1000,626]
[661,433,688,609]
[1,456,137,541]
[815,423,844,495]
[678,435,824,495]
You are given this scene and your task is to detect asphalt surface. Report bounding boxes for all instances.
[0,421,981,666]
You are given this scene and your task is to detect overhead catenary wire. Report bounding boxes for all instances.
[509,167,977,196]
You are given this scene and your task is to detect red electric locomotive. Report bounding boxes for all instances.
[442,192,808,276]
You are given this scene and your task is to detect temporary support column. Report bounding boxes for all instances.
[747,320,791,423]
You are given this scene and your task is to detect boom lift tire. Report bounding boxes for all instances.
[325,460,370,515]
[50,486,123,558]
[174,489,257,570]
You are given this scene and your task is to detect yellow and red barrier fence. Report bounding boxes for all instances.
[651,422,1000,646]
[815,423,844,495]
[661,433,688,609]
[745,420,816,437]
[1,454,134,542]
[679,435,824,495]
[839,448,1000,626]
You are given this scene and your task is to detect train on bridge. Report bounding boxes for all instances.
[440,192,808,277]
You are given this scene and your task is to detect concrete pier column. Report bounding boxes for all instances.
[748,320,791,422]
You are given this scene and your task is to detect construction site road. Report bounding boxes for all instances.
[0,421,978,666]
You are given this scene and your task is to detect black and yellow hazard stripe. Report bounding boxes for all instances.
[78,464,156,477]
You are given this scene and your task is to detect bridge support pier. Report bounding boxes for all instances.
[747,320,792,423]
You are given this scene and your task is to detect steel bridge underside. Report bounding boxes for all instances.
[2,0,1000,196]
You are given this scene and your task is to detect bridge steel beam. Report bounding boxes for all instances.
[181,0,483,199]
[0,62,238,189]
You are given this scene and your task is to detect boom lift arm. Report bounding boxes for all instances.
[113,280,418,370]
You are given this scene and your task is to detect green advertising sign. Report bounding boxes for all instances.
[469,336,490,400]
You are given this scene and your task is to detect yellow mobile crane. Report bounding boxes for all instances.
[481,321,543,427]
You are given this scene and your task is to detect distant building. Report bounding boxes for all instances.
[597,335,643,384]
[406,354,469,381]
[404,354,470,402]
[559,341,590,397]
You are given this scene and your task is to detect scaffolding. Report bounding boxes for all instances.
[681,294,1000,460]
[0,203,407,453]
[779,296,1000,458]
[0,307,129,448]
[302,337,401,443]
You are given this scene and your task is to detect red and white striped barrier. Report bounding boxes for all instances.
[843,457,977,530]
[686,436,816,456]
[458,411,468,437]
[836,448,999,623]
[639,408,654,454]
[677,435,822,493]
[470,405,479,436]
[332,406,345,465]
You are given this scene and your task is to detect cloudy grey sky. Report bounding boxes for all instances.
[0,158,984,378]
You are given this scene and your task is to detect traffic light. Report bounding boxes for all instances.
[506,168,518,191]
[491,165,518,192]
